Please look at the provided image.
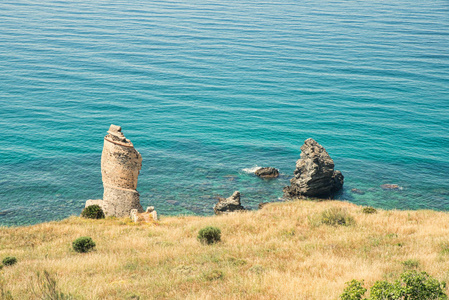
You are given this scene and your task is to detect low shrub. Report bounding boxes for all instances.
[2,257,17,266]
[341,270,447,300]
[81,205,105,219]
[198,226,221,245]
[320,207,355,226]
[369,280,402,299]
[362,206,377,214]
[340,279,366,300]
[72,237,96,253]
[400,270,447,299]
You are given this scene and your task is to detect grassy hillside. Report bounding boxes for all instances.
[1,200,449,299]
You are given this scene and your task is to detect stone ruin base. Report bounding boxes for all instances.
[130,206,158,223]
[85,187,144,218]
[85,201,157,223]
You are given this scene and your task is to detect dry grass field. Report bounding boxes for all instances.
[1,200,449,299]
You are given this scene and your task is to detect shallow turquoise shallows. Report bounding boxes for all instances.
[1,0,448,226]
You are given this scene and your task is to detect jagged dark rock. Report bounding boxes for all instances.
[255,167,279,178]
[214,191,246,215]
[283,138,344,198]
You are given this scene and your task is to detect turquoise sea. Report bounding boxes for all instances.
[1,0,448,226]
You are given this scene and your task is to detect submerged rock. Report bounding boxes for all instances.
[380,184,402,190]
[214,191,246,215]
[351,188,365,195]
[283,138,344,198]
[255,167,279,178]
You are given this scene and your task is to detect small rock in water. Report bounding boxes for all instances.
[166,200,179,205]
[351,188,365,195]
[255,167,280,178]
[214,191,246,215]
[380,184,402,190]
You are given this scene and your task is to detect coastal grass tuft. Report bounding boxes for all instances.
[362,206,377,214]
[0,201,449,299]
[31,270,74,300]
[320,207,355,226]
[401,259,419,270]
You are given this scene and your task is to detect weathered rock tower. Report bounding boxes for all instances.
[85,124,144,217]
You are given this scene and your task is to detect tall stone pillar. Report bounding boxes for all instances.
[85,124,144,217]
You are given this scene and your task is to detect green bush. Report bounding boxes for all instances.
[81,205,105,219]
[321,207,355,226]
[340,279,367,300]
[197,226,221,245]
[362,207,377,214]
[400,270,447,300]
[341,270,447,300]
[2,257,17,266]
[369,280,403,299]
[72,237,96,253]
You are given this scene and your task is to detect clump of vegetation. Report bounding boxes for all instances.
[72,237,96,253]
[340,279,367,300]
[204,269,224,281]
[320,207,355,226]
[31,270,74,300]
[440,243,449,255]
[401,259,419,270]
[0,277,14,300]
[197,226,221,245]
[2,257,17,267]
[81,205,105,219]
[362,206,377,214]
[341,271,447,300]
[249,265,264,274]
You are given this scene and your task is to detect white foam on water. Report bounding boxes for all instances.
[241,166,263,174]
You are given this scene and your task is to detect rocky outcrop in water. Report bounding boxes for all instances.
[85,124,144,217]
[255,167,279,178]
[283,138,344,198]
[214,191,246,215]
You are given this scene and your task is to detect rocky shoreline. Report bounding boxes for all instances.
[83,125,351,221]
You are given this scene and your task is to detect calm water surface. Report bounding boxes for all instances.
[1,0,448,225]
